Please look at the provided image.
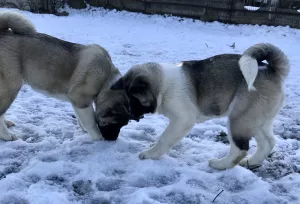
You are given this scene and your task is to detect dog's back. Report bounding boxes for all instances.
[182,47,287,120]
[0,11,81,93]
[182,54,245,117]
[0,12,114,96]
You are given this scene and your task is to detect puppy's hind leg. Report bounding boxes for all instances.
[240,120,275,169]
[209,119,250,170]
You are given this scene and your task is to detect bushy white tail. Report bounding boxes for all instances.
[239,43,289,91]
[0,11,36,34]
[239,55,258,91]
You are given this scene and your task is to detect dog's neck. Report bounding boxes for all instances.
[155,63,185,113]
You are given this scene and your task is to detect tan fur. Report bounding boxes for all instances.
[0,11,130,141]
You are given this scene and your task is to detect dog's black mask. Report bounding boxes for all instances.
[97,108,130,141]
[129,95,156,119]
[99,123,125,141]
[98,114,130,141]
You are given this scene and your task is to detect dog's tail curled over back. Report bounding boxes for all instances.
[0,11,36,35]
[238,43,289,91]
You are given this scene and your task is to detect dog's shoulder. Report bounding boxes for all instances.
[159,63,185,92]
[157,63,196,114]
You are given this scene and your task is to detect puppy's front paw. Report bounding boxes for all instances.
[0,132,18,141]
[209,158,234,170]
[10,133,18,141]
[209,159,224,170]
[139,149,161,160]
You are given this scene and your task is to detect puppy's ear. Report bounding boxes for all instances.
[111,77,124,90]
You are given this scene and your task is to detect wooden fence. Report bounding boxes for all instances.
[1,0,299,28]
[83,0,300,28]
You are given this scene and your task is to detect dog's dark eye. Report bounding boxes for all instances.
[131,87,139,92]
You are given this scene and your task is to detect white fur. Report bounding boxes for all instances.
[0,115,17,141]
[72,105,104,141]
[139,63,198,160]
[239,55,258,91]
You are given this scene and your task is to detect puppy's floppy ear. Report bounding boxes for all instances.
[111,77,124,90]
[128,78,151,107]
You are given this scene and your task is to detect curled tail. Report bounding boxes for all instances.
[238,43,289,91]
[0,11,36,35]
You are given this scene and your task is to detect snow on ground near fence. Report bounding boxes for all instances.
[0,7,299,204]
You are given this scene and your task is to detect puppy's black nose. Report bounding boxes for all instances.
[99,124,122,141]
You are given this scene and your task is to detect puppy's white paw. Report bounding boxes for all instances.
[11,133,18,141]
[0,132,18,141]
[209,158,234,170]
[209,159,225,170]
[139,149,161,160]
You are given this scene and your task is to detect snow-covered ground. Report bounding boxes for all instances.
[244,6,260,11]
[0,7,300,204]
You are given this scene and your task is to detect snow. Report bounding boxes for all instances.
[0,6,300,204]
[244,6,260,11]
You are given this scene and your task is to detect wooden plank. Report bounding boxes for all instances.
[141,0,233,9]
[82,0,300,28]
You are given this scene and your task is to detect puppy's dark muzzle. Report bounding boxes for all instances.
[98,123,124,141]
[97,115,130,141]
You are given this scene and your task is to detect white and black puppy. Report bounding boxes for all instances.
[111,43,289,170]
